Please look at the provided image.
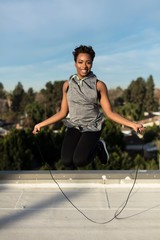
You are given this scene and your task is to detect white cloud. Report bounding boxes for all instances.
[94,45,160,88]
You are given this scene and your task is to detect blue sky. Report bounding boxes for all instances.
[0,0,160,92]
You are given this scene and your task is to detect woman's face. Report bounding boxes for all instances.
[75,53,93,79]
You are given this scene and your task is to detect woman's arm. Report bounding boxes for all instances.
[97,80,144,133]
[32,81,69,134]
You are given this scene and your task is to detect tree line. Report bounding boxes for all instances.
[0,75,159,170]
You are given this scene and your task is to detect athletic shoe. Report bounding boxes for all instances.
[97,139,109,165]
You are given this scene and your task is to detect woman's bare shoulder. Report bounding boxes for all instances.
[97,79,108,91]
[63,80,69,92]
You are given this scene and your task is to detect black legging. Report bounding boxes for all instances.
[61,127,101,167]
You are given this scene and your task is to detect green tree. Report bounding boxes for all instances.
[33,130,63,169]
[0,82,7,119]
[0,82,6,98]
[0,128,63,170]
[41,81,65,117]
[21,87,36,111]
[143,125,159,144]
[133,154,146,169]
[1,129,34,170]
[11,82,25,112]
[144,75,158,112]
[24,102,45,128]
[101,119,125,151]
[123,77,146,118]
[145,159,158,170]
[117,102,141,121]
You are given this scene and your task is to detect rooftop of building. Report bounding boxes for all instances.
[0,170,160,240]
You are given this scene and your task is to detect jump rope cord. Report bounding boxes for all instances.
[34,136,139,225]
[114,167,138,219]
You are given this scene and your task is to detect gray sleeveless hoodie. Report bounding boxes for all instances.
[63,71,104,132]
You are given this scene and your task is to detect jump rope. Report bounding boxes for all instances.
[34,132,142,225]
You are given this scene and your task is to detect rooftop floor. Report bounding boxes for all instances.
[0,170,160,240]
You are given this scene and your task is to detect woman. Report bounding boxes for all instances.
[32,45,144,168]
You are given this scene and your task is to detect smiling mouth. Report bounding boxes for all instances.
[81,69,88,74]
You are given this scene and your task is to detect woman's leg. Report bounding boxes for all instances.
[61,128,102,168]
[61,128,81,167]
[73,131,101,167]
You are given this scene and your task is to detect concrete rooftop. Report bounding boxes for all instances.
[0,170,160,240]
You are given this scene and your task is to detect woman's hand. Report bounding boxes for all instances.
[32,124,41,135]
[132,122,145,135]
